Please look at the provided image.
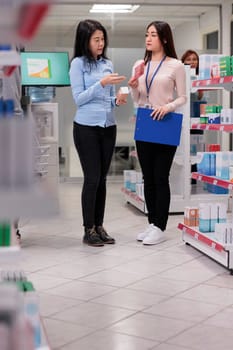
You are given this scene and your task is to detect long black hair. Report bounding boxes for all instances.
[72,19,108,65]
[144,21,177,64]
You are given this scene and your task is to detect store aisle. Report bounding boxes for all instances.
[18,182,233,350]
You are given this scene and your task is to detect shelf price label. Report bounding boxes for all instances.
[213,180,218,185]
[211,242,216,249]
[219,77,224,84]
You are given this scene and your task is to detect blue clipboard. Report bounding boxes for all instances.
[134,107,183,146]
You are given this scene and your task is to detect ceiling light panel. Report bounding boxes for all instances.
[90,4,140,13]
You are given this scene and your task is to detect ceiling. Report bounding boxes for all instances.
[33,0,221,47]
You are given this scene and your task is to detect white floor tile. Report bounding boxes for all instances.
[92,288,166,311]
[15,182,233,349]
[51,302,136,329]
[42,318,92,349]
[109,312,194,342]
[145,296,225,322]
[58,330,159,350]
[169,324,233,350]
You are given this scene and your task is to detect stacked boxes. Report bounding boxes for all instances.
[215,223,233,244]
[196,152,216,176]
[190,134,205,155]
[198,54,223,80]
[220,108,233,124]
[219,56,233,77]
[184,207,199,227]
[199,202,227,233]
[123,170,144,199]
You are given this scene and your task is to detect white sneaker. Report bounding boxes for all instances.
[137,224,155,241]
[142,226,166,245]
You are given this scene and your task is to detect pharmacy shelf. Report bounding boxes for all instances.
[0,50,21,67]
[191,124,233,132]
[192,172,233,190]
[122,187,189,213]
[0,1,51,43]
[121,187,146,213]
[192,76,233,91]
[178,222,233,271]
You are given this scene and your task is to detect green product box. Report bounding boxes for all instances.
[220,56,232,76]
[24,281,35,292]
[3,223,11,247]
[231,56,233,75]
[0,225,4,246]
[200,116,208,124]
[205,105,217,113]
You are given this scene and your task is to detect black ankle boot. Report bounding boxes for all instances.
[83,227,104,247]
[96,226,115,244]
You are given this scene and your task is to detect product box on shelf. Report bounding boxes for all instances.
[184,207,199,227]
[215,223,233,245]
[219,56,233,77]
[198,54,223,80]
[199,202,227,233]
[196,152,216,176]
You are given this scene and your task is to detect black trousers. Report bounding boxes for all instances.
[73,122,116,229]
[136,141,177,231]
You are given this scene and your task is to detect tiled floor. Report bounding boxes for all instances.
[16,182,233,349]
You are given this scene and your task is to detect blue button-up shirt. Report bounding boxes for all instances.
[69,56,116,127]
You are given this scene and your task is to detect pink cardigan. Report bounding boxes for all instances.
[131,57,187,112]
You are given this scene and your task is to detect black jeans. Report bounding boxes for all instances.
[136,141,177,231]
[73,122,116,228]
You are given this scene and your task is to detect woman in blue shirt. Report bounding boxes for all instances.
[70,19,126,247]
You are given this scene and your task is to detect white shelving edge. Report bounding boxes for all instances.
[178,75,233,271]
[178,223,233,271]
[121,187,146,213]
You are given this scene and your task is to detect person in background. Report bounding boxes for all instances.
[181,49,206,183]
[181,49,204,101]
[128,20,187,245]
[69,19,126,247]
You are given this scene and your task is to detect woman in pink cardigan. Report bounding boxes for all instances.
[128,21,187,245]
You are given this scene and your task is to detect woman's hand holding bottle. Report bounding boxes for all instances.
[101,73,126,87]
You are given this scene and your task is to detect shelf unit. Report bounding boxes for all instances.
[192,123,233,132]
[178,222,233,271]
[122,67,228,213]
[179,76,233,272]
[192,75,233,91]
[121,187,146,213]
[0,2,52,349]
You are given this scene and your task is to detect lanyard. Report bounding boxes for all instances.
[145,55,166,99]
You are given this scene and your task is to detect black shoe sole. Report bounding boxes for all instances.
[102,240,115,244]
[83,240,104,247]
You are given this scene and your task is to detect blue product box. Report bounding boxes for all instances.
[208,115,221,124]
[199,219,210,233]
